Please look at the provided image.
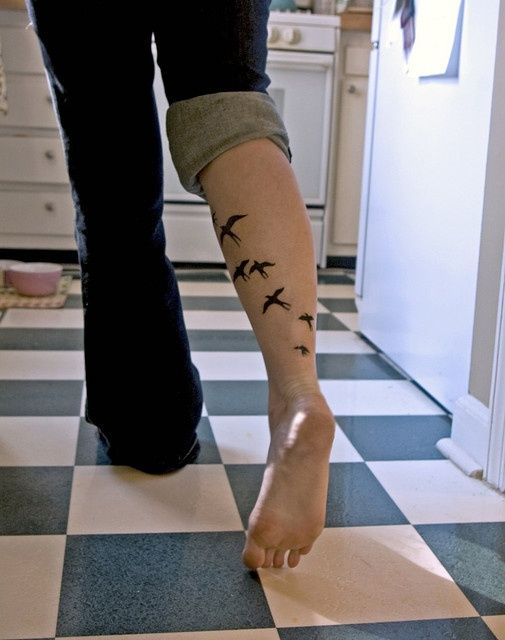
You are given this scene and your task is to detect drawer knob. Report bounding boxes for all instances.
[46,94,53,104]
[282,27,301,45]
[44,150,55,160]
[348,84,358,94]
[267,26,280,44]
[44,202,55,212]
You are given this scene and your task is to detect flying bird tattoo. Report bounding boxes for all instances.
[249,260,276,279]
[232,259,250,283]
[262,287,292,314]
[211,208,218,227]
[298,313,314,331]
[294,345,310,356]
[219,214,248,247]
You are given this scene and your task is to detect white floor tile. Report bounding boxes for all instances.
[192,352,267,380]
[183,310,252,330]
[315,331,373,353]
[0,417,79,466]
[319,379,445,415]
[316,284,356,298]
[260,525,476,627]
[0,351,84,380]
[67,464,243,534]
[177,282,237,297]
[0,535,66,639]
[1,308,83,328]
[209,415,362,464]
[368,460,505,524]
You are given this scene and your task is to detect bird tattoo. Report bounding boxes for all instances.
[294,345,310,356]
[232,259,250,283]
[211,208,218,227]
[218,214,248,247]
[262,287,292,314]
[298,313,314,331]
[249,260,276,279]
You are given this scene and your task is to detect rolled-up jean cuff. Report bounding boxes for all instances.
[166,91,292,198]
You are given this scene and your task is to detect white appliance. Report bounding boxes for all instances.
[152,11,340,265]
[355,0,500,413]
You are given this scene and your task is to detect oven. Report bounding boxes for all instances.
[153,11,340,265]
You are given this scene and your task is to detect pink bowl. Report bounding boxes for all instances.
[0,260,24,288]
[7,262,63,296]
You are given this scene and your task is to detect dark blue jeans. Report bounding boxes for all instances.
[25,1,290,472]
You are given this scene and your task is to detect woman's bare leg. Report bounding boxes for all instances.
[198,138,335,569]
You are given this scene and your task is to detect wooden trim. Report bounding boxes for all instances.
[340,11,372,31]
[0,0,26,10]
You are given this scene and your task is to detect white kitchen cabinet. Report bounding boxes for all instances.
[326,30,370,262]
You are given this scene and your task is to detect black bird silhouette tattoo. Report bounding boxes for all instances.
[219,214,248,247]
[298,313,314,331]
[294,345,310,356]
[249,260,276,279]
[262,287,292,314]
[232,259,250,283]
[211,208,218,227]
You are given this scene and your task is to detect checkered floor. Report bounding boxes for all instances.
[1,267,505,640]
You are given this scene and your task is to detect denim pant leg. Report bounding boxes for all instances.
[25,2,203,469]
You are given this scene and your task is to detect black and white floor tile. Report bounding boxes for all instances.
[1,267,505,640]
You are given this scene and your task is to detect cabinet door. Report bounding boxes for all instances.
[331,75,368,246]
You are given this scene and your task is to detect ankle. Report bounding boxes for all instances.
[269,377,322,405]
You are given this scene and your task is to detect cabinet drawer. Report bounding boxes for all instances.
[0,137,68,183]
[0,75,58,129]
[0,190,75,235]
[344,46,370,76]
[0,25,45,74]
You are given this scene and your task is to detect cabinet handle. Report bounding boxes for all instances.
[44,150,55,160]
[348,84,358,94]
[44,202,55,212]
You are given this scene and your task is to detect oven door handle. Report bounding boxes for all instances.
[267,50,334,70]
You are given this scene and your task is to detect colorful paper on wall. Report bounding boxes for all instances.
[406,0,464,78]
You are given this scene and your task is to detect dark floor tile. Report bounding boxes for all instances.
[176,270,229,282]
[337,415,452,460]
[194,416,222,464]
[319,298,357,313]
[202,381,268,415]
[63,294,83,308]
[0,467,73,534]
[0,328,84,350]
[75,418,112,466]
[57,532,273,636]
[316,354,405,380]
[225,465,264,528]
[317,273,355,285]
[316,313,349,331]
[181,296,243,310]
[278,618,497,639]
[188,330,260,351]
[416,523,505,616]
[326,463,408,527]
[0,381,83,416]
[226,463,408,529]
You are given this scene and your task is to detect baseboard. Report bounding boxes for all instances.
[450,394,491,470]
[326,255,357,269]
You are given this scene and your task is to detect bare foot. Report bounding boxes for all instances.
[242,391,335,569]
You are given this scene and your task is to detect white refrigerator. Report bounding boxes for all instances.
[355,0,501,414]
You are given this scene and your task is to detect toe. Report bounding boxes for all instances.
[273,549,286,568]
[262,548,275,568]
[287,549,301,568]
[242,533,266,569]
[299,543,313,555]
